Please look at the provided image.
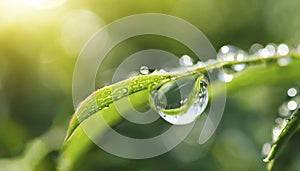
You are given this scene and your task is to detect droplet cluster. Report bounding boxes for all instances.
[262,85,300,156]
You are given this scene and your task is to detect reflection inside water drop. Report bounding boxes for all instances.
[179,55,194,66]
[151,74,209,125]
[277,57,291,66]
[139,66,149,75]
[287,88,298,97]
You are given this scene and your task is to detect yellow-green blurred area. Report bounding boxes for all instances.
[1,0,300,170]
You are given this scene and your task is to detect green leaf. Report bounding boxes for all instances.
[59,54,300,171]
[263,108,300,170]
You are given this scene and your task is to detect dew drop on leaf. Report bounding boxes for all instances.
[139,66,149,75]
[249,43,264,55]
[217,45,247,62]
[277,43,289,56]
[262,142,272,156]
[179,55,194,66]
[258,44,276,58]
[287,100,298,110]
[217,45,248,82]
[287,88,298,97]
[272,118,288,142]
[277,56,291,66]
[218,71,234,83]
[151,74,209,125]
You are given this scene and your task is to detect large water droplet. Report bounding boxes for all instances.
[151,75,209,125]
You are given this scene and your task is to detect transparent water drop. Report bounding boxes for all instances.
[287,88,297,97]
[275,117,283,124]
[287,100,298,110]
[179,55,194,66]
[277,44,289,56]
[258,44,276,58]
[140,66,149,75]
[249,43,264,55]
[205,59,217,66]
[218,71,234,83]
[156,69,168,74]
[278,87,300,117]
[217,45,247,72]
[272,118,288,142]
[196,61,205,68]
[217,45,247,62]
[151,75,209,125]
[262,142,272,156]
[277,57,291,66]
[278,103,292,117]
[232,63,246,72]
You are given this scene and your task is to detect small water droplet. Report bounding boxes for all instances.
[249,43,264,55]
[277,57,291,66]
[262,142,272,156]
[287,88,297,97]
[218,71,233,83]
[287,100,298,110]
[179,55,194,66]
[272,119,288,142]
[157,69,168,74]
[140,66,149,75]
[196,61,205,68]
[122,88,128,93]
[217,45,247,62]
[278,103,292,117]
[277,44,289,56]
[232,64,246,71]
[151,75,209,125]
[205,59,217,65]
[217,45,247,72]
[259,44,276,58]
[275,117,283,124]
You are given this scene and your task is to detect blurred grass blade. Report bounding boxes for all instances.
[264,107,300,169]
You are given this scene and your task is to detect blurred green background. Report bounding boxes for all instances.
[1,0,300,170]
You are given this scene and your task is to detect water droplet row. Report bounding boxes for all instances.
[262,85,300,156]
